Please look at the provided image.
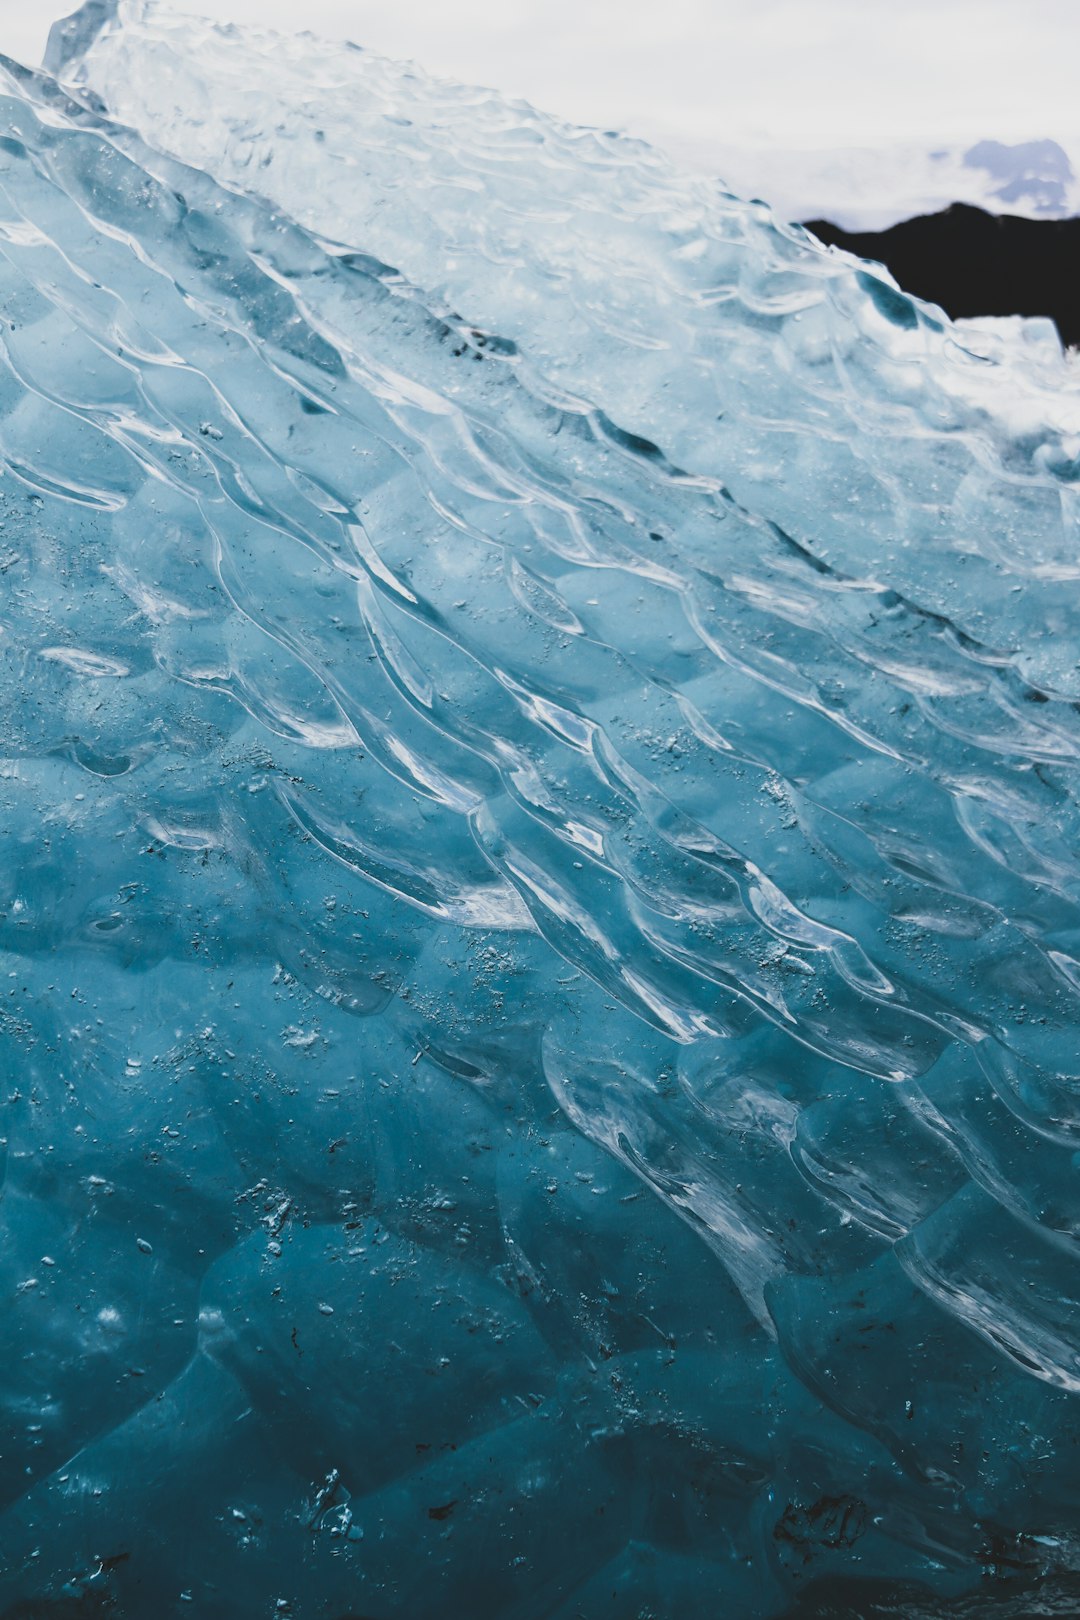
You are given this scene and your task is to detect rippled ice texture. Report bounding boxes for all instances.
[0,3,1077,1616]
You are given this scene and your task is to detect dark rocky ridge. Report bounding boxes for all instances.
[806,202,1080,348]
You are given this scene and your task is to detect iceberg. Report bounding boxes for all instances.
[0,2,1075,1614]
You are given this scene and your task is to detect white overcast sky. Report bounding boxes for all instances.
[4,0,1079,159]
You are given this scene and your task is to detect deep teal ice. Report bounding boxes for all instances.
[0,5,1079,1616]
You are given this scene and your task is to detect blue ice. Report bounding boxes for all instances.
[0,4,1078,1615]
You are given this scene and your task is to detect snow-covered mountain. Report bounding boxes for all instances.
[706,136,1080,231]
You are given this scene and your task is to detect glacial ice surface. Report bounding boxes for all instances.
[0,2,1078,1615]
